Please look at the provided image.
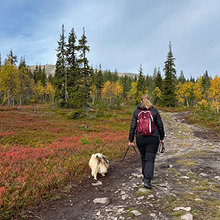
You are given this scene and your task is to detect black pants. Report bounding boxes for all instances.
[136,135,159,182]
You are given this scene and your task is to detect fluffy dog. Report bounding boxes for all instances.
[89,153,110,180]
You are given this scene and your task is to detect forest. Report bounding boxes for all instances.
[0,25,219,117]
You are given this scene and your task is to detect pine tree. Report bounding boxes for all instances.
[65,28,83,108]
[155,67,163,90]
[153,67,157,78]
[147,74,156,95]
[77,27,90,114]
[5,49,17,65]
[18,56,26,69]
[33,64,41,83]
[134,75,137,82]
[103,69,113,83]
[136,64,146,103]
[112,69,119,82]
[54,24,67,104]
[40,66,47,87]
[202,70,211,92]
[178,70,186,84]
[121,75,132,99]
[161,42,177,107]
[94,64,103,100]
[48,74,54,85]
[189,76,195,83]
[145,74,149,89]
[201,70,211,99]
[66,28,78,88]
[66,28,77,71]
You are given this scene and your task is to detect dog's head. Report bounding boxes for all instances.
[95,153,109,165]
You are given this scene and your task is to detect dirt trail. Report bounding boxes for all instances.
[20,111,220,220]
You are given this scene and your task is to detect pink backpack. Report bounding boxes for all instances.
[137,109,155,135]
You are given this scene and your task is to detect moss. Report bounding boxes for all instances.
[136,189,151,196]
[176,159,197,167]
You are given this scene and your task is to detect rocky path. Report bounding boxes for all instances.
[26,112,220,220]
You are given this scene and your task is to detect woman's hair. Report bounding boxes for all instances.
[141,94,153,109]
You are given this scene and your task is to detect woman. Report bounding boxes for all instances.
[128,94,165,189]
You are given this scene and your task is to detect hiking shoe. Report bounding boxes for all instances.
[144,181,152,189]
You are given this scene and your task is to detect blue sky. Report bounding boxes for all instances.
[1,0,220,79]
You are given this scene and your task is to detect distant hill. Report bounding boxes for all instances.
[28,64,56,77]
[117,72,137,78]
[28,65,137,78]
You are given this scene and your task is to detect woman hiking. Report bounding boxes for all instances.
[128,94,165,189]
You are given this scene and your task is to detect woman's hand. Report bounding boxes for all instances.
[160,139,164,143]
[128,142,134,146]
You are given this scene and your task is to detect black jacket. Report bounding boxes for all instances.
[129,103,165,142]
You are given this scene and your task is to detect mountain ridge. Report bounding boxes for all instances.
[28,64,137,78]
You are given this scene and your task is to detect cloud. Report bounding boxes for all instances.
[0,0,220,79]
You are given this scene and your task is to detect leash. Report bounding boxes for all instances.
[158,142,165,153]
[121,144,138,161]
[102,156,118,166]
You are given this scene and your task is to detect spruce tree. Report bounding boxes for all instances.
[48,74,54,85]
[136,64,146,103]
[40,66,47,87]
[145,74,149,89]
[103,69,113,83]
[54,24,67,104]
[147,74,156,95]
[77,27,90,114]
[153,67,157,78]
[112,69,119,82]
[33,64,41,83]
[65,28,82,108]
[5,49,17,65]
[189,76,195,83]
[134,75,137,82]
[122,75,132,99]
[66,28,78,88]
[201,70,211,99]
[155,67,163,90]
[202,71,211,91]
[94,64,103,100]
[178,70,186,84]
[18,56,26,69]
[161,42,177,107]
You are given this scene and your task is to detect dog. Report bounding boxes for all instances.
[89,153,110,180]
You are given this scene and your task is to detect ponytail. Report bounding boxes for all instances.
[141,94,153,110]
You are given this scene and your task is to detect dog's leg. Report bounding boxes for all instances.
[101,173,105,176]
[94,171,98,180]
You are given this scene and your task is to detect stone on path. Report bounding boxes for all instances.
[92,181,102,186]
[93,197,110,204]
[96,210,101,216]
[138,188,148,193]
[199,173,207,177]
[173,207,191,212]
[181,213,193,220]
[131,173,143,178]
[215,176,220,181]
[130,210,142,216]
[121,194,129,200]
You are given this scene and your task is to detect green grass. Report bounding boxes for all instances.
[186,110,220,135]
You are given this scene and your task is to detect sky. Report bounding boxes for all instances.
[0,0,220,80]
